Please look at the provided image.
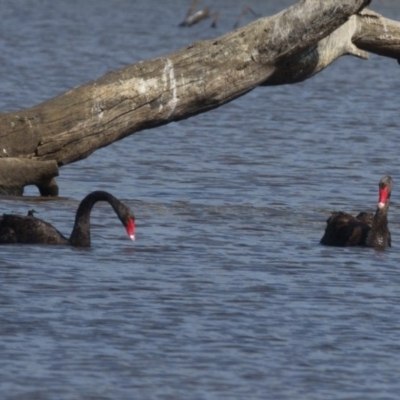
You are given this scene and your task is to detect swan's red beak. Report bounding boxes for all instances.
[378,186,390,209]
[126,218,135,241]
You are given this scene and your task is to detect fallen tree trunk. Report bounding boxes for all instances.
[1,0,399,196]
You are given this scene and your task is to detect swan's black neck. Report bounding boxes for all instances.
[367,200,390,248]
[68,191,126,247]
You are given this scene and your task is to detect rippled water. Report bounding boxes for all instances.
[1,1,400,399]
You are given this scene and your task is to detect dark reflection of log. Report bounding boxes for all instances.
[233,6,261,29]
[179,0,211,27]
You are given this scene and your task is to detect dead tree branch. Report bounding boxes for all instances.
[3,0,398,196]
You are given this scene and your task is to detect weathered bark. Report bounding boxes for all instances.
[1,0,398,196]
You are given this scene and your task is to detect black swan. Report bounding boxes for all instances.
[320,176,392,248]
[0,191,135,246]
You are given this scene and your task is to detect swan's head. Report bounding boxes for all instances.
[377,175,393,210]
[116,203,135,241]
[125,217,135,241]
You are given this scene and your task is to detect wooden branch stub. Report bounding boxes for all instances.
[0,158,59,196]
[354,9,400,61]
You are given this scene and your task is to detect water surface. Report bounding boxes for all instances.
[1,1,400,399]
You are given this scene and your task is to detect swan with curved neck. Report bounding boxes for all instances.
[320,176,392,248]
[0,191,135,247]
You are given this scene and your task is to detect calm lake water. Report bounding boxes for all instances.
[1,1,400,399]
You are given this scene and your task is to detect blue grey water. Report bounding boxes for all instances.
[1,0,400,399]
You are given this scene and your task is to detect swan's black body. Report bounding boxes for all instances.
[0,191,135,247]
[320,176,392,249]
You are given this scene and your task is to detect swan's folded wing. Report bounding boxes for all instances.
[0,214,68,245]
[355,212,374,226]
[320,212,370,246]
